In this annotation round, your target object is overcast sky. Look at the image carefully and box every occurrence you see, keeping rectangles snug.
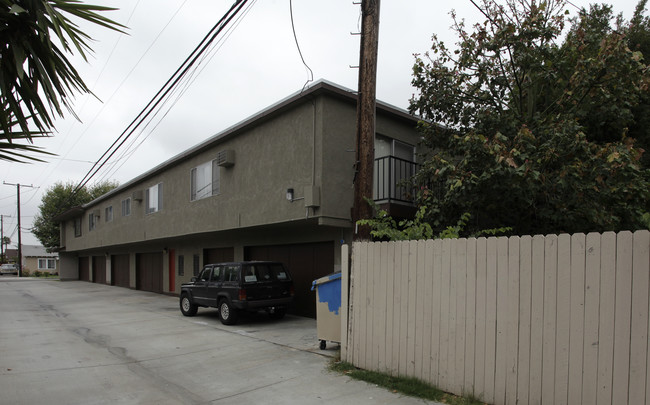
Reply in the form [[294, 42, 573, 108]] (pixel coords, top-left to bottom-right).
[[0, 0, 642, 247]]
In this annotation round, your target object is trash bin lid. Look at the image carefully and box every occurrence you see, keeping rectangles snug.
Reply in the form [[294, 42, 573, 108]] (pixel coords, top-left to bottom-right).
[[311, 272, 342, 290]]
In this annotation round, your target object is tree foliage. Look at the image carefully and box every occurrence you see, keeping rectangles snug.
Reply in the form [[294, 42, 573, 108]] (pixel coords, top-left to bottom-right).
[[0, 0, 125, 162], [32, 180, 118, 251], [409, 0, 650, 236]]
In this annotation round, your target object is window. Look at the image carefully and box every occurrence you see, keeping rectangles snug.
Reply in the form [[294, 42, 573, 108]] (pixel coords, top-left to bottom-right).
[[88, 212, 97, 231], [74, 217, 82, 237], [198, 267, 211, 281], [223, 265, 240, 282], [193, 254, 200, 276], [191, 160, 219, 201], [105, 206, 113, 222], [121, 198, 131, 217], [374, 135, 417, 202], [38, 259, 56, 270], [145, 183, 163, 214], [178, 255, 184, 276]]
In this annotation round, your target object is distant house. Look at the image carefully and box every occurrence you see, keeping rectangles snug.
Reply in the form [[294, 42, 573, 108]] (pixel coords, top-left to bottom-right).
[[5, 245, 59, 274], [54, 80, 423, 317]]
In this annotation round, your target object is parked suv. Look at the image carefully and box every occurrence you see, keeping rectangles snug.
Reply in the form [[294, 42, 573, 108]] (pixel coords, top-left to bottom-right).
[[0, 263, 18, 275], [179, 261, 294, 325]]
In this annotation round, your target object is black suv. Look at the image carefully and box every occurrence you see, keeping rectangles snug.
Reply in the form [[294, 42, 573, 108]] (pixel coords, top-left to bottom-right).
[[179, 261, 294, 325]]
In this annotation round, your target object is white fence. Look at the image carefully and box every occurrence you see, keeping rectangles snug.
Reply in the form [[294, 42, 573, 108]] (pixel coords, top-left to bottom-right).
[[342, 230, 650, 405]]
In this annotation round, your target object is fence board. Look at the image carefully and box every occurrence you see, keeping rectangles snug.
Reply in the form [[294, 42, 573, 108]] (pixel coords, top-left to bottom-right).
[[485, 237, 498, 404], [464, 238, 477, 394], [391, 241, 404, 375], [384, 242, 394, 373], [366, 242, 376, 369], [506, 237, 520, 405], [597, 232, 616, 405], [612, 231, 633, 405], [455, 239, 468, 393], [399, 241, 409, 376], [630, 231, 649, 405], [415, 240, 426, 379], [375, 242, 388, 372], [406, 242, 418, 377], [529, 235, 545, 405], [474, 238, 488, 399], [422, 240, 435, 383], [542, 235, 558, 404], [555, 234, 571, 405], [517, 236, 532, 405], [430, 239, 443, 386], [582, 233, 601, 405], [439, 239, 451, 388], [568, 233, 586, 405], [495, 237, 509, 405], [448, 239, 459, 389]]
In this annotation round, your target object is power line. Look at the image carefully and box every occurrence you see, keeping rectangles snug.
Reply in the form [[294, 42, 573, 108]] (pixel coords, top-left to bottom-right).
[[289, 0, 314, 93], [71, 0, 252, 198]]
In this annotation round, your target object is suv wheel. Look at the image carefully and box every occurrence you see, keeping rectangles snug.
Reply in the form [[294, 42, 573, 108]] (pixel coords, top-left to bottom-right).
[[180, 294, 198, 316], [219, 299, 238, 325]]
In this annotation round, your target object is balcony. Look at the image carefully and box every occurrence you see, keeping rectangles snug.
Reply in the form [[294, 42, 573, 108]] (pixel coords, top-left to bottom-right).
[[373, 155, 418, 218]]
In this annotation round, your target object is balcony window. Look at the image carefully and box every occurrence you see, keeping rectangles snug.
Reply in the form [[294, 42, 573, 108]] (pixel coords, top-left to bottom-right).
[[374, 135, 417, 203]]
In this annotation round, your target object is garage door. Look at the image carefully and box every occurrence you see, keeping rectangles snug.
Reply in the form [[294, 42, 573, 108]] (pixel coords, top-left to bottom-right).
[[136, 252, 163, 293], [111, 254, 130, 288], [245, 242, 334, 318], [79, 257, 90, 281], [203, 247, 234, 265], [92, 256, 107, 284]]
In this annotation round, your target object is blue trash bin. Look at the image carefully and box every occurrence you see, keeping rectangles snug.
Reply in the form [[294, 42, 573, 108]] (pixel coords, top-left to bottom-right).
[[311, 272, 342, 350]]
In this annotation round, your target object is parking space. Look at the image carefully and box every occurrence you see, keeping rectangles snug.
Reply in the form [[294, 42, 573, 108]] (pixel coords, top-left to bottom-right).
[[0, 279, 436, 404]]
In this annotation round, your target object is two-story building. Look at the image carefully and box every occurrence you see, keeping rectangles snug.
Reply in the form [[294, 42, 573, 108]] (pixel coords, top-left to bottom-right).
[[54, 80, 422, 317]]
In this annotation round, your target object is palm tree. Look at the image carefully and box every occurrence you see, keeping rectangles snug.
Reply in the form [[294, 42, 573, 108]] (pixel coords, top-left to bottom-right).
[[0, 0, 126, 162]]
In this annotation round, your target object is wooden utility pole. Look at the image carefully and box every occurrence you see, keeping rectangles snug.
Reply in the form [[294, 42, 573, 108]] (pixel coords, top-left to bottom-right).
[[4, 182, 35, 277], [352, 0, 380, 241]]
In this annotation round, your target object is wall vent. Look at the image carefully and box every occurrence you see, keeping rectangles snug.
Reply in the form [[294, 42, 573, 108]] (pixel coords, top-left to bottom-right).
[[217, 150, 235, 167], [132, 190, 144, 201]]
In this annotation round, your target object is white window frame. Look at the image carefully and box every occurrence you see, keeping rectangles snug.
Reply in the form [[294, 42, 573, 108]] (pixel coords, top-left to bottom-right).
[[105, 206, 113, 222], [38, 258, 56, 270], [88, 213, 97, 231], [191, 160, 219, 201], [145, 183, 163, 214], [121, 198, 131, 217]]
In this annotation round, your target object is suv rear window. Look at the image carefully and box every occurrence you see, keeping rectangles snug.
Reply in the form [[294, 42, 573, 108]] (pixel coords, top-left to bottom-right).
[[242, 263, 290, 283]]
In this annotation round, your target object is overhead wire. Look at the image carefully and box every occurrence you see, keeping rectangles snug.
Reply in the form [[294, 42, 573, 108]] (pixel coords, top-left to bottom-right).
[[289, 0, 314, 93], [95, 0, 258, 184], [72, 0, 251, 197]]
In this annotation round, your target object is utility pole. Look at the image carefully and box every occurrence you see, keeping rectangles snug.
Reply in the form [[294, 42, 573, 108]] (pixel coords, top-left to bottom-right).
[[352, 0, 381, 241], [0, 214, 10, 263], [4, 182, 35, 277]]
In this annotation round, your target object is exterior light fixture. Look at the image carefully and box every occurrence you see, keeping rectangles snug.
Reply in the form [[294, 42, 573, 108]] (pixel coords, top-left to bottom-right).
[[286, 188, 294, 202]]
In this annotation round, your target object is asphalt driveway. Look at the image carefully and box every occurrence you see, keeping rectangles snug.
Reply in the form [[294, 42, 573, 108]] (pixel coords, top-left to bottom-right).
[[0, 278, 437, 404]]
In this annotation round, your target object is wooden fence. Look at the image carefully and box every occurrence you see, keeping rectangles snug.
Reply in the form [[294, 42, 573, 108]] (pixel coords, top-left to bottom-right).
[[342, 230, 650, 405]]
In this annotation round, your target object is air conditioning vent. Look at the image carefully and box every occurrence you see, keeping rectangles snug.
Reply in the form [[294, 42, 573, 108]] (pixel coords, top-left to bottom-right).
[[217, 150, 235, 167], [132, 190, 143, 201]]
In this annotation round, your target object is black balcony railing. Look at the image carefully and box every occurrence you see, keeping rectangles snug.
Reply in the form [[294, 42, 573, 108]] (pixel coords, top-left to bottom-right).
[[373, 156, 417, 203]]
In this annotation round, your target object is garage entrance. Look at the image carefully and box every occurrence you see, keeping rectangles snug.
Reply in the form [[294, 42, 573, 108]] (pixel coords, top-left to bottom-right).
[[245, 241, 334, 318], [79, 257, 90, 281], [203, 247, 234, 265], [111, 254, 130, 288], [92, 256, 106, 284], [136, 252, 163, 293]]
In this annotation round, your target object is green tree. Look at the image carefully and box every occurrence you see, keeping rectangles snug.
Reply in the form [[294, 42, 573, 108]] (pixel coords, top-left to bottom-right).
[[0, 0, 125, 162], [32, 180, 118, 251], [409, 0, 650, 236]]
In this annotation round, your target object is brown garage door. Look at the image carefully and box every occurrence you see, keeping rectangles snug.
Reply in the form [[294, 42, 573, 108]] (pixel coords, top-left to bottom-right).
[[136, 252, 163, 293], [111, 254, 130, 288], [203, 247, 234, 265], [92, 256, 106, 284], [79, 257, 90, 281], [245, 242, 334, 318]]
